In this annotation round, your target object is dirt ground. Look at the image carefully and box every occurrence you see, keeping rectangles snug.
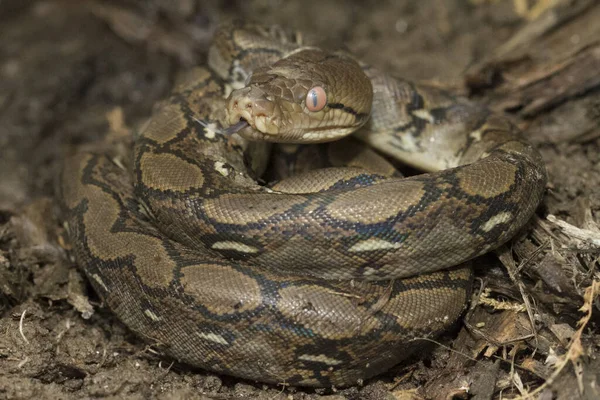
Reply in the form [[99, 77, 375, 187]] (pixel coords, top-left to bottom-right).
[[1, 0, 599, 399]]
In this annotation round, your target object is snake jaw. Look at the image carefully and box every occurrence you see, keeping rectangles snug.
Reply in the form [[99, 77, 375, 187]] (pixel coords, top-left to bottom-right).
[[226, 87, 281, 137]]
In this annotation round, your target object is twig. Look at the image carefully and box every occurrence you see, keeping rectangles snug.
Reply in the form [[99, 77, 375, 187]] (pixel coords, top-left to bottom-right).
[[547, 214, 600, 248], [19, 309, 30, 345]]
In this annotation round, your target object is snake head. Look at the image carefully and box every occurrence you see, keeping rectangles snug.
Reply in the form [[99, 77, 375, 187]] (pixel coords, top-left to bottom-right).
[[225, 49, 373, 143]]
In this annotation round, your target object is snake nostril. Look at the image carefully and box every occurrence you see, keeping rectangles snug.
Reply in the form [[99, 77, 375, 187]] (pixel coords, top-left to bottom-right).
[[245, 103, 252, 109]]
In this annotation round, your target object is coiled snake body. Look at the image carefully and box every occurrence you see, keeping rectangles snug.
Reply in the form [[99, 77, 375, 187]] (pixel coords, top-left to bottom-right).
[[59, 24, 547, 387]]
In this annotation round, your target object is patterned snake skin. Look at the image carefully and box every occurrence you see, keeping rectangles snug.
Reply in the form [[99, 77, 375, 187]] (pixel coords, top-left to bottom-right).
[[58, 23, 547, 387]]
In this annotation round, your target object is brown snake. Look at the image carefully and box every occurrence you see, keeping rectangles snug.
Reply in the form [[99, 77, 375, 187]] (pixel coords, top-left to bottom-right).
[[58, 23, 547, 387]]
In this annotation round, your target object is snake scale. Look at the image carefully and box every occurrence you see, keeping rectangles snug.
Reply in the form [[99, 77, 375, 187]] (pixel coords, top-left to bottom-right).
[[58, 23, 547, 387]]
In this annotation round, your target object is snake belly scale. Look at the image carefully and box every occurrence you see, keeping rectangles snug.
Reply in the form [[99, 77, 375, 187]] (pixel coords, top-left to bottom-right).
[[58, 23, 547, 387]]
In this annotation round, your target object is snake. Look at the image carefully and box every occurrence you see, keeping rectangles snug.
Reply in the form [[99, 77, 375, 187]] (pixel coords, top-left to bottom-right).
[[58, 22, 547, 387]]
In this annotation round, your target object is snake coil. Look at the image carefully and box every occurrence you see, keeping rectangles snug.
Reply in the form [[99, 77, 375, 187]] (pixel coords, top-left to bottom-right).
[[59, 23, 546, 387]]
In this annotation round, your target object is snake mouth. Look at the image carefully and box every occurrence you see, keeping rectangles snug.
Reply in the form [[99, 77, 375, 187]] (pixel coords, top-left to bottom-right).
[[224, 114, 278, 140], [223, 119, 251, 135], [226, 86, 284, 139], [228, 110, 280, 135]]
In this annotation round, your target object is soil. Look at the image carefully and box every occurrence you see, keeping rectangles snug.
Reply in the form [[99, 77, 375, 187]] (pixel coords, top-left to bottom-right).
[[1, 1, 599, 399]]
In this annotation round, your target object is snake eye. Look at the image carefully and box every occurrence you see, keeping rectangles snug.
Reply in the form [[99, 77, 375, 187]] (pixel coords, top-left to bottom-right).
[[305, 86, 327, 112]]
